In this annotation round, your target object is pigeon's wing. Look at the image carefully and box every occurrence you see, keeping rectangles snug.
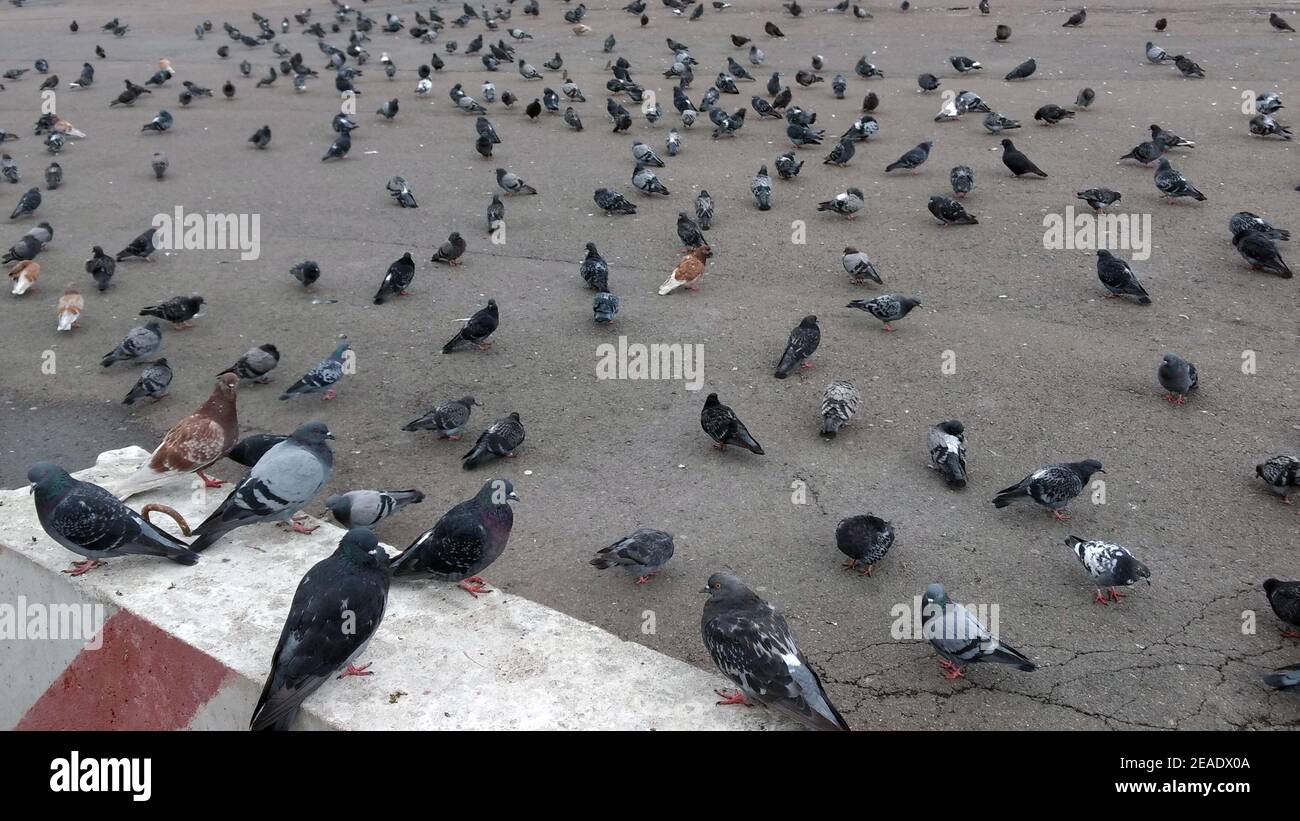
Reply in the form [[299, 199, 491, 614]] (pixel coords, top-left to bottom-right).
[[391, 501, 486, 577]]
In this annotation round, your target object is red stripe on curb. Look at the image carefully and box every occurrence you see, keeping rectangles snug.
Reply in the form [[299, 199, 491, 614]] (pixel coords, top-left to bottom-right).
[[15, 610, 234, 730]]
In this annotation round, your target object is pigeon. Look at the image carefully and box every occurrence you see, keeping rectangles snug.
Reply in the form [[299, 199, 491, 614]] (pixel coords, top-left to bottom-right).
[[1096, 250, 1151, 304], [847, 295, 921, 330], [765, 21, 786, 36], [1064, 536, 1151, 604], [1172, 54, 1204, 77], [1000, 139, 1047, 177], [751, 164, 773, 210], [676, 212, 706, 251], [141, 110, 173, 132], [1231, 211, 1290, 242], [56, 284, 83, 331], [700, 573, 849, 730], [835, 514, 894, 576], [1249, 113, 1292, 140], [591, 528, 675, 584], [373, 253, 416, 304], [1157, 353, 1198, 403], [1075, 87, 1095, 109], [461, 413, 525, 470], [579, 242, 609, 290], [116, 226, 160, 263], [326, 490, 425, 529], [431, 232, 466, 266], [632, 140, 665, 168], [386, 176, 417, 208], [219, 343, 280, 384], [1263, 578, 1300, 637], [1270, 12, 1295, 32], [921, 583, 1036, 679], [701, 393, 763, 454], [122, 359, 173, 405], [928, 195, 978, 226], [823, 138, 855, 167], [402, 397, 480, 439], [487, 194, 505, 233], [820, 380, 861, 438], [1075, 188, 1121, 212], [1145, 42, 1170, 63], [222, 80, 236, 99], [390, 479, 518, 596], [928, 421, 968, 488], [885, 141, 932, 173], [992, 460, 1104, 520], [86, 245, 115, 290], [774, 315, 820, 378], [321, 131, 351, 161], [1004, 58, 1036, 81], [101, 321, 162, 366], [280, 339, 350, 400], [1264, 664, 1300, 690], [1034, 104, 1075, 125], [1233, 229, 1292, 277], [632, 163, 670, 195], [1, 154, 19, 183], [817, 188, 864, 219], [41, 163, 61, 192], [593, 286, 620, 324], [496, 167, 536, 195], [982, 112, 1020, 133], [1119, 140, 1164, 165], [940, 168, 973, 204], [9, 187, 40, 219], [291, 260, 320, 288], [950, 56, 982, 73], [594, 187, 637, 215], [775, 152, 803, 180], [27, 462, 199, 575], [1062, 7, 1086, 27], [1154, 158, 1205, 201], [787, 123, 824, 148], [842, 247, 882, 285], [862, 92, 879, 112], [695, 191, 714, 231], [917, 73, 940, 92], [151, 151, 168, 180], [248, 124, 271, 149], [188, 421, 335, 552], [667, 129, 682, 156], [139, 295, 204, 328], [660, 246, 712, 294], [249, 528, 390, 731], [1256, 92, 1284, 115], [8, 259, 38, 294], [113, 374, 241, 498], [442, 299, 498, 353]]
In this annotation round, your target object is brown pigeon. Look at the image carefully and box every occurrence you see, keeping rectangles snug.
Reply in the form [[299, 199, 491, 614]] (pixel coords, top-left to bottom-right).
[[658, 246, 713, 294], [114, 373, 240, 499]]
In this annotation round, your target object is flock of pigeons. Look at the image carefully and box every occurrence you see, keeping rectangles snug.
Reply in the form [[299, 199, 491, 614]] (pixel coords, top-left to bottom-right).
[[6, 1, 1300, 731]]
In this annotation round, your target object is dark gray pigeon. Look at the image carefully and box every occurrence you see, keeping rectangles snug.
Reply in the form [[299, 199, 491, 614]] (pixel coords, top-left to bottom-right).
[[1004, 58, 1036, 81], [922, 582, 1036, 679], [701, 393, 764, 454], [590, 528, 675, 583], [462, 412, 524, 469], [249, 528, 389, 731], [373, 252, 416, 304], [1119, 140, 1164, 165], [992, 460, 1103, 520], [100, 321, 162, 366], [9, 186, 40, 219], [28, 461, 199, 574], [928, 195, 977, 225], [1153, 158, 1205, 201], [1264, 578, 1300, 637], [1256, 456, 1300, 502], [593, 287, 619, 324], [885, 140, 932, 173], [1157, 353, 1197, 403], [188, 421, 335, 552], [218, 343, 280, 384], [701, 572, 850, 730], [326, 489, 425, 528], [1000, 139, 1047, 177], [122, 358, 173, 404], [280, 339, 349, 400], [774, 315, 820, 378], [1096, 249, 1150, 303], [928, 420, 967, 488], [390, 479, 518, 596], [442, 299, 498, 353], [835, 514, 894, 576], [402, 396, 479, 439], [1233, 229, 1292, 277], [1064, 536, 1151, 604], [1075, 188, 1121, 212]]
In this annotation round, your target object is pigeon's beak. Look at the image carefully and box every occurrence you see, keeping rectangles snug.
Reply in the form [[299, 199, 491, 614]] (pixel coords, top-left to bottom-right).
[[325, 432, 336, 440], [28, 484, 34, 495], [1096, 468, 1105, 474], [699, 586, 710, 594], [508, 491, 520, 501]]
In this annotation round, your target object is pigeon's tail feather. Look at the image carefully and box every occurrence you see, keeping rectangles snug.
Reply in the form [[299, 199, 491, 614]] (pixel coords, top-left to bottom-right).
[[734, 425, 764, 455], [884, 159, 904, 172], [111, 465, 177, 500], [820, 415, 843, 438], [589, 555, 617, 570], [991, 483, 1023, 508], [390, 489, 425, 505], [990, 643, 1036, 671], [441, 330, 466, 353], [941, 452, 966, 487], [1264, 666, 1300, 689], [461, 443, 490, 469]]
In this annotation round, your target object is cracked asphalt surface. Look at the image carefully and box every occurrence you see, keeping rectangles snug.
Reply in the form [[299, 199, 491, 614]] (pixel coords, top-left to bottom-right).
[[1, 0, 1298, 729]]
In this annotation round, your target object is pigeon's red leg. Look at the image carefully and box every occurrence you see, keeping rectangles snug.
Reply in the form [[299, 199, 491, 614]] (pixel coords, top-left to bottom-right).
[[713, 442, 726, 450], [197, 470, 224, 488], [938, 660, 966, 680], [882, 323, 894, 331], [322, 388, 337, 401], [800, 361, 813, 369], [1282, 629, 1300, 639], [174, 322, 194, 330], [858, 563, 874, 577], [714, 688, 750, 706], [1108, 587, 1125, 602], [1093, 589, 1109, 605], [63, 559, 106, 576], [447, 434, 461, 441], [842, 559, 858, 572], [458, 576, 492, 597], [285, 513, 318, 535], [336, 662, 373, 679], [1051, 509, 1071, 521], [635, 572, 659, 585], [476, 341, 493, 350], [1103, 292, 1120, 298]]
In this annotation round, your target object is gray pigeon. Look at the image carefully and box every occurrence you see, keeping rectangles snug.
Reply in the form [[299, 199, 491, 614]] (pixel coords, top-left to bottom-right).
[[632, 162, 670, 195], [100, 321, 162, 366], [1064, 536, 1151, 604], [841, 246, 882, 284], [928, 420, 967, 488], [27, 461, 199, 574], [846, 294, 921, 330], [1096, 249, 1151, 304], [819, 380, 860, 438], [992, 460, 1103, 520], [593, 287, 620, 324], [774, 315, 820, 378], [187, 421, 335, 552], [122, 358, 173, 404], [326, 489, 425, 528], [1153, 158, 1205, 201], [751, 164, 772, 210], [390, 479, 519, 596], [279, 339, 349, 400], [1157, 353, 1197, 403], [462, 412, 525, 469], [590, 528, 675, 583], [9, 186, 40, 219], [885, 140, 932, 172], [922, 582, 1036, 679], [401, 396, 479, 439], [949, 166, 973, 198], [1264, 663, 1300, 690], [218, 343, 280, 383], [835, 514, 894, 575], [701, 573, 850, 730], [1256, 455, 1300, 502], [249, 528, 390, 731]]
